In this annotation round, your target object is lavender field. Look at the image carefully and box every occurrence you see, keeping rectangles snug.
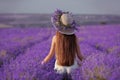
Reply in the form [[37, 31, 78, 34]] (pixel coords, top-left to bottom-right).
[[0, 23, 120, 80], [0, 14, 120, 80]]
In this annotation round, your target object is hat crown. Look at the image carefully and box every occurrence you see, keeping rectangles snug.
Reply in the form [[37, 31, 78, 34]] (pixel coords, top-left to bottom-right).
[[60, 14, 73, 26], [51, 9, 78, 35]]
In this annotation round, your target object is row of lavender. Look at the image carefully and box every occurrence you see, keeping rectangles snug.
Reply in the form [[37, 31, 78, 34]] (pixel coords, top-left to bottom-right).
[[0, 27, 52, 64], [0, 24, 120, 80], [73, 24, 120, 80]]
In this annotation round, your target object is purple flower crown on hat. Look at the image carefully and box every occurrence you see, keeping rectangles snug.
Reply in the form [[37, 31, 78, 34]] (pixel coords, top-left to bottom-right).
[[51, 9, 78, 32]]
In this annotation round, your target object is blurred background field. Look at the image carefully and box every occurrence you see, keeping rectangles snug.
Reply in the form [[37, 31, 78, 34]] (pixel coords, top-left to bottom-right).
[[0, 14, 120, 28], [0, 14, 120, 80]]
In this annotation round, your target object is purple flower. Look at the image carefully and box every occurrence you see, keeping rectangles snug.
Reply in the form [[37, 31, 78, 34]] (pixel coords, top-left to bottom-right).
[[54, 9, 62, 15]]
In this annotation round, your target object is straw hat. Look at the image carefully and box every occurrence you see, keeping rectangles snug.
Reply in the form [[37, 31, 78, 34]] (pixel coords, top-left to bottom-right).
[[51, 9, 77, 35]]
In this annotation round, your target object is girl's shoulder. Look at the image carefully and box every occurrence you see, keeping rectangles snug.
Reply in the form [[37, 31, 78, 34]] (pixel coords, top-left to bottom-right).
[[52, 35, 56, 43], [53, 35, 56, 40], [53, 35, 56, 39]]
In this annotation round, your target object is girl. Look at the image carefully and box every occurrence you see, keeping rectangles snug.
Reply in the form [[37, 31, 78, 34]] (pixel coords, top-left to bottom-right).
[[41, 9, 84, 79]]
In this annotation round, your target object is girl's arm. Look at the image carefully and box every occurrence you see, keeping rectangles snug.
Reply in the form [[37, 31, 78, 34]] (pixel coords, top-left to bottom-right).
[[41, 36, 56, 64], [76, 37, 84, 61]]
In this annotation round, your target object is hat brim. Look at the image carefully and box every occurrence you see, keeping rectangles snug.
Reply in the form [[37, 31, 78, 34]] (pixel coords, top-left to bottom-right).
[[51, 17, 76, 35]]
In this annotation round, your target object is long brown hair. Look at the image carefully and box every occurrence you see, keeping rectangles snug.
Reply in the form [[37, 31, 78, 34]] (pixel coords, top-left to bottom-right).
[[55, 31, 78, 66]]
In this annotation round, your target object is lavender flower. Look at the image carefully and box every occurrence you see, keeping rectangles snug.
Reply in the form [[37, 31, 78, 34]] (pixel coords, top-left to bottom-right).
[[0, 23, 120, 80]]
